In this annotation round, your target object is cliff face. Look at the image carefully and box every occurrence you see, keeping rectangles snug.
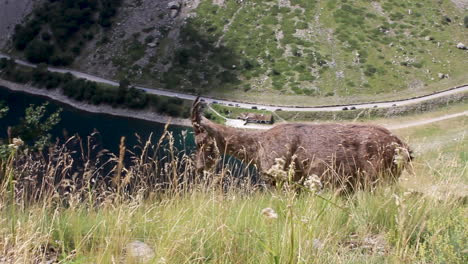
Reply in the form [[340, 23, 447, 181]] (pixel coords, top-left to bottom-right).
[[0, 0, 43, 49]]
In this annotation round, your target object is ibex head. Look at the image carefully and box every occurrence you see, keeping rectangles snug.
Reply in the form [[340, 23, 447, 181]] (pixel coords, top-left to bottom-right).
[[191, 97, 218, 172]]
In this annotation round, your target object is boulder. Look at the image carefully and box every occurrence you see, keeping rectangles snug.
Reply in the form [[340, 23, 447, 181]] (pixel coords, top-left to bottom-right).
[[438, 73, 449, 79], [168, 1, 181, 18], [456, 42, 466, 49], [126, 241, 155, 263], [167, 1, 181, 10]]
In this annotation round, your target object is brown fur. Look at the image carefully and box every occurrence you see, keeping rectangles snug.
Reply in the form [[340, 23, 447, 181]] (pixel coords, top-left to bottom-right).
[[191, 98, 412, 191]]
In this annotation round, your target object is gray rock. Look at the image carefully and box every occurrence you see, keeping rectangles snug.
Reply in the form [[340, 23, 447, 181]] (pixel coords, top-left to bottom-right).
[[438, 73, 449, 79], [456, 42, 466, 50], [170, 9, 180, 18], [126, 241, 155, 263], [167, 1, 181, 10]]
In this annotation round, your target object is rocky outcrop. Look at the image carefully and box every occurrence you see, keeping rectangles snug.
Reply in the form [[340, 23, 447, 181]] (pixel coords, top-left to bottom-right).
[[73, 0, 200, 81], [168, 1, 182, 18], [0, 0, 43, 49], [450, 0, 468, 9]]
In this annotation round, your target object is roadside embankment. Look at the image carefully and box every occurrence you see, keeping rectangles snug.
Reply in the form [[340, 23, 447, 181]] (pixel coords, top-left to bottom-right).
[[0, 79, 191, 127]]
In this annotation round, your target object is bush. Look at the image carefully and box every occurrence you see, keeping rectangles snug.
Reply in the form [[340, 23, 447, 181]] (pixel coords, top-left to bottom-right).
[[13, 23, 41, 50], [25, 40, 54, 64], [12, 0, 123, 65], [464, 16, 468, 28], [364, 64, 377, 77], [41, 32, 51, 41]]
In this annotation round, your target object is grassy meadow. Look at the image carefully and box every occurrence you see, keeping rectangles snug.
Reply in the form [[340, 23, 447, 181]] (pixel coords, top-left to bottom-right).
[[0, 114, 466, 263], [151, 0, 468, 103]]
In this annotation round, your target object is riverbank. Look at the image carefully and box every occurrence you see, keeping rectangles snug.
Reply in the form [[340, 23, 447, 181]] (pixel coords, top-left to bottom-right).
[[0, 79, 191, 127]]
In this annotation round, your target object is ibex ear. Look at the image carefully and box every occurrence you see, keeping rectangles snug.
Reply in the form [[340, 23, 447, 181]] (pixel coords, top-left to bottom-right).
[[191, 97, 203, 134]]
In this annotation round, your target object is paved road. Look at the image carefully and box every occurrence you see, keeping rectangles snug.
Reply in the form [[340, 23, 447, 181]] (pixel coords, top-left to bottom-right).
[[1, 53, 467, 111]]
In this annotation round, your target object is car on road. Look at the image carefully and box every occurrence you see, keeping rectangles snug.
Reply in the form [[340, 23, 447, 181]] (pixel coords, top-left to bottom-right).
[[212, 101, 218, 104], [350, 106, 356, 110], [251, 106, 258, 109], [342, 107, 349, 110], [228, 103, 234, 106], [275, 108, 282, 111]]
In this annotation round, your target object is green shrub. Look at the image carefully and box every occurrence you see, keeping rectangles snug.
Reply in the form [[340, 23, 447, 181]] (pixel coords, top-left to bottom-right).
[[25, 40, 54, 64], [12, 0, 122, 65], [364, 64, 377, 77]]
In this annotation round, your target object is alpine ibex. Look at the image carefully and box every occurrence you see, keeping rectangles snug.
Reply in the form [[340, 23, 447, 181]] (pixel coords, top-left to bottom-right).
[[191, 98, 412, 191]]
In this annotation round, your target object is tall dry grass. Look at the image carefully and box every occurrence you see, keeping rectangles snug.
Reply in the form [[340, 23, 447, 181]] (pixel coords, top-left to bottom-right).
[[0, 125, 466, 263]]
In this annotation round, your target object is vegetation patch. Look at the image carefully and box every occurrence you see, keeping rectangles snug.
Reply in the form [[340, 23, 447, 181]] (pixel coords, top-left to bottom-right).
[[12, 0, 123, 66], [0, 58, 190, 118], [154, 0, 468, 101]]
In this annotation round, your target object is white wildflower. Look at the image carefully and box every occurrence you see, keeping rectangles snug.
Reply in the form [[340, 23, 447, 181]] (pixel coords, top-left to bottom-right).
[[300, 216, 310, 223], [12, 138, 24, 147], [393, 147, 410, 168], [393, 194, 401, 207], [266, 158, 287, 182], [8, 144, 17, 150], [304, 174, 322, 193], [261, 207, 278, 219]]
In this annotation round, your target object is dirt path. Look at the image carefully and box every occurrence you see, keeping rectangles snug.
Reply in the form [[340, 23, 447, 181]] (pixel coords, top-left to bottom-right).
[[385, 111, 467, 130]]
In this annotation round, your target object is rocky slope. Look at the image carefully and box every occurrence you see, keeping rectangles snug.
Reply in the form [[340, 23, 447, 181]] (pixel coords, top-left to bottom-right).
[[4, 0, 468, 104], [0, 0, 43, 48]]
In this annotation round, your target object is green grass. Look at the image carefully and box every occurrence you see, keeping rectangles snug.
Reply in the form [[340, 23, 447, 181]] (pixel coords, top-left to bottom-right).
[[394, 115, 468, 164], [2, 185, 465, 263], [149, 0, 468, 104]]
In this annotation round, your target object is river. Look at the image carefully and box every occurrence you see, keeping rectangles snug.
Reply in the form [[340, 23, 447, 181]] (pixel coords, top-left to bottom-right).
[[0, 86, 194, 153]]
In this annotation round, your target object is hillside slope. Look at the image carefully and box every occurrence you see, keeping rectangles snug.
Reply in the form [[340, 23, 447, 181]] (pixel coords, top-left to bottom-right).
[[0, 0, 43, 48], [4, 0, 468, 105]]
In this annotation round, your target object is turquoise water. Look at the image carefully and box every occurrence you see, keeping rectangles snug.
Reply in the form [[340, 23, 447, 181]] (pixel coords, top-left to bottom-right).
[[0, 86, 194, 153]]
